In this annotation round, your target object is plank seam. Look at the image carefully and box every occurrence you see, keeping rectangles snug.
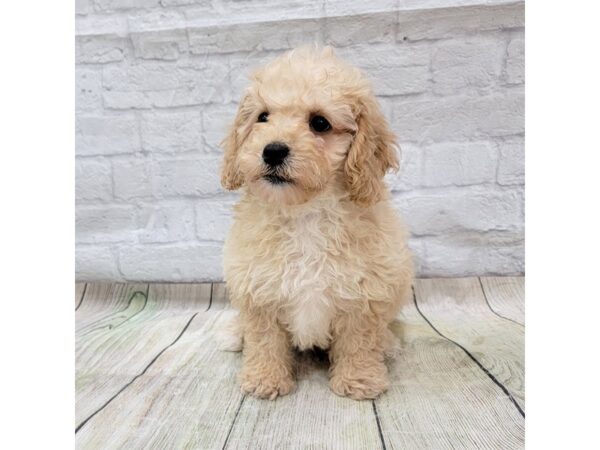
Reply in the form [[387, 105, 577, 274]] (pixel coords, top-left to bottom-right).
[[478, 277, 524, 327], [372, 400, 387, 450], [207, 283, 214, 311], [75, 283, 87, 311], [75, 311, 200, 433], [412, 287, 525, 418], [221, 395, 246, 450]]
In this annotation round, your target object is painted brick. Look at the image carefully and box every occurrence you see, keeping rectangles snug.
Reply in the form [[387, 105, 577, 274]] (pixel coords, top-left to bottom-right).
[[397, 3, 524, 41], [118, 243, 224, 281], [160, 0, 209, 5], [76, 246, 121, 280], [376, 97, 394, 124], [385, 143, 423, 191], [141, 111, 203, 153], [76, 0, 94, 15], [394, 187, 523, 235], [337, 43, 430, 69], [325, 12, 394, 46], [415, 231, 524, 277], [325, 0, 396, 17], [497, 137, 524, 185], [76, 205, 137, 244], [338, 44, 431, 96], [432, 36, 506, 94], [128, 9, 187, 32], [393, 89, 524, 142], [131, 30, 188, 60], [151, 156, 222, 197], [102, 59, 229, 109], [76, 115, 140, 156], [103, 61, 200, 91], [195, 198, 238, 241], [505, 36, 524, 85], [218, 0, 323, 18], [76, 35, 128, 64], [76, 14, 128, 36], [369, 65, 430, 96], [95, 0, 161, 12], [421, 142, 497, 187], [202, 103, 239, 152], [189, 19, 323, 55], [112, 158, 153, 200], [137, 201, 196, 243], [127, 11, 189, 59], [76, 159, 113, 201], [76, 67, 103, 112]]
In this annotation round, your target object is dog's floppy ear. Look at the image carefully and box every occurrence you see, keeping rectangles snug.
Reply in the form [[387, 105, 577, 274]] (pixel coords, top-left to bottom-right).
[[220, 94, 252, 190], [344, 94, 399, 207]]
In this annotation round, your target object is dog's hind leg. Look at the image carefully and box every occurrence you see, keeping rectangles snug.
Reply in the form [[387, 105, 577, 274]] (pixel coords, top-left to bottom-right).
[[382, 325, 402, 360], [216, 309, 244, 352]]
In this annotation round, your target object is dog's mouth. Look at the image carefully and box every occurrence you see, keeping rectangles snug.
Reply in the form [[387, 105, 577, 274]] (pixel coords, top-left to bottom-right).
[[263, 173, 292, 185]]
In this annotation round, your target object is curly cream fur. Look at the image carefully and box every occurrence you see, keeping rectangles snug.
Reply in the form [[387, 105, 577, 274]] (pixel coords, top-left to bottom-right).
[[220, 46, 413, 400]]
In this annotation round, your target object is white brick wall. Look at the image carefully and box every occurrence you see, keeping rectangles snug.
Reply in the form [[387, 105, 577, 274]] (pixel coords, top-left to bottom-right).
[[75, 0, 525, 281]]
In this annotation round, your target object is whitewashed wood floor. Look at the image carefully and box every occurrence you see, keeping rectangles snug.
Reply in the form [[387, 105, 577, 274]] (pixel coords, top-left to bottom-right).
[[75, 277, 524, 449]]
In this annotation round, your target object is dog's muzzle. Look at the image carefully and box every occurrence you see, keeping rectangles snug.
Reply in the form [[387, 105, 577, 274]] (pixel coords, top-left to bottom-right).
[[262, 142, 292, 184]]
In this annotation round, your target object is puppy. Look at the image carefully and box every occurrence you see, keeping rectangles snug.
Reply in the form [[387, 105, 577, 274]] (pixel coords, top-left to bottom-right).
[[219, 46, 413, 400]]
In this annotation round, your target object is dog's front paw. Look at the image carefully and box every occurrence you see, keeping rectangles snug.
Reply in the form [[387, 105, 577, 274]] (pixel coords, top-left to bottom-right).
[[330, 374, 389, 400], [329, 363, 389, 400], [239, 369, 296, 400]]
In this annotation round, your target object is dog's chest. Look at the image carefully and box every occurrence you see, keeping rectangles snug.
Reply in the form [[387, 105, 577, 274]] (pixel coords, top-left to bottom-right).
[[275, 212, 339, 350]]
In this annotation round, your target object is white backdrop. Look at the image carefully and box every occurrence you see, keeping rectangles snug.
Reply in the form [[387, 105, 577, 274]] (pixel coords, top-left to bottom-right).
[[75, 0, 524, 281]]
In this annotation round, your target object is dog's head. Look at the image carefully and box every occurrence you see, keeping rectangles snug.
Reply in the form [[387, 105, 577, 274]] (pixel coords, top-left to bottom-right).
[[220, 46, 399, 206]]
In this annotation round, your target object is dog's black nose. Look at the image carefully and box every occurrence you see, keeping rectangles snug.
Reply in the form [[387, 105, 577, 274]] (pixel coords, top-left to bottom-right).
[[262, 142, 289, 167]]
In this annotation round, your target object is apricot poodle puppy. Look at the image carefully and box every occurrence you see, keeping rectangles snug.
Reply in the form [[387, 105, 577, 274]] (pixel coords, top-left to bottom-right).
[[219, 46, 413, 401]]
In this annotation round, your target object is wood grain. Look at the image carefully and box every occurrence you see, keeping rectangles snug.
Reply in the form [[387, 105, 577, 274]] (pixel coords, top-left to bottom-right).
[[414, 278, 525, 412], [210, 282, 230, 310], [480, 277, 524, 325], [76, 310, 245, 449], [75, 283, 148, 329], [376, 294, 524, 448], [75, 283, 211, 428]]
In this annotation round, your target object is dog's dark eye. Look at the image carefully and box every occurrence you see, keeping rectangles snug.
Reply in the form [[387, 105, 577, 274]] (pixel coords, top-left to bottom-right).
[[257, 112, 269, 123], [310, 115, 331, 133]]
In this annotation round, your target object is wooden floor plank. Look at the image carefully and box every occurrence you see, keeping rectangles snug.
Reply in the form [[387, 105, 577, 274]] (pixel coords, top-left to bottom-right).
[[76, 285, 149, 339], [480, 277, 524, 325], [376, 291, 524, 449], [75, 282, 86, 310], [75, 283, 211, 428], [210, 282, 230, 310], [75, 310, 245, 449], [414, 278, 525, 411], [75, 283, 148, 329]]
